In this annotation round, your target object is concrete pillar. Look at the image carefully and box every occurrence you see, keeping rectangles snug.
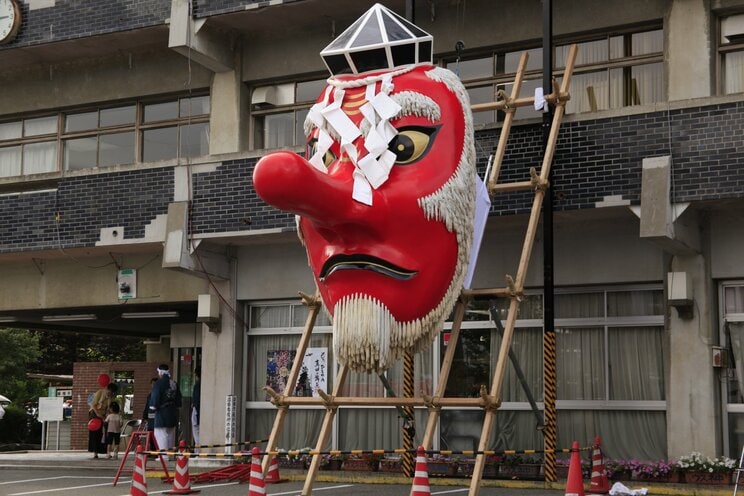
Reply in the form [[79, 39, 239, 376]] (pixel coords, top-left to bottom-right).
[[667, 0, 712, 100], [209, 61, 249, 154], [198, 268, 243, 448], [667, 254, 720, 458]]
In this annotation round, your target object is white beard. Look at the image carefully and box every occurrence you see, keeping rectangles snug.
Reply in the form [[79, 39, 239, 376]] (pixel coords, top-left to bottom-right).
[[332, 294, 444, 373]]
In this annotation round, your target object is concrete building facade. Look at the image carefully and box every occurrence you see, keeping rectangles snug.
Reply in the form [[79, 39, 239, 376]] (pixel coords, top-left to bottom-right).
[[1, 0, 744, 460]]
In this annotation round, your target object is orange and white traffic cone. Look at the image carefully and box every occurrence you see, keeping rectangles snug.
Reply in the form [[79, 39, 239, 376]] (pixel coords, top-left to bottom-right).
[[130, 445, 148, 496], [248, 447, 266, 496], [410, 446, 431, 496], [588, 436, 610, 494], [265, 456, 286, 483], [165, 441, 199, 494], [565, 441, 586, 496]]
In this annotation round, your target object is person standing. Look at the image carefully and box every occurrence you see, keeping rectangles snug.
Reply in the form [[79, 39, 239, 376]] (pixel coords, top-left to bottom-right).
[[104, 402, 123, 459], [191, 367, 201, 447], [149, 364, 181, 457], [88, 382, 117, 459], [142, 377, 157, 432]]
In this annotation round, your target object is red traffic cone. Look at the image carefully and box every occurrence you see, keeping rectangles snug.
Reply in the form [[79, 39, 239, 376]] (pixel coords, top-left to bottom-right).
[[248, 447, 266, 496], [410, 446, 431, 496], [265, 456, 287, 483], [588, 436, 609, 494], [130, 445, 148, 496], [165, 441, 199, 494], [565, 441, 585, 496]]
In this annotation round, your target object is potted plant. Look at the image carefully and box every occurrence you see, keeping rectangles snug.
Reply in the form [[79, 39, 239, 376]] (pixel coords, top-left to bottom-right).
[[677, 451, 736, 485], [276, 447, 309, 470], [319, 452, 345, 471], [426, 453, 459, 477], [343, 453, 380, 472], [379, 454, 405, 473], [605, 459, 632, 481], [631, 459, 681, 483]]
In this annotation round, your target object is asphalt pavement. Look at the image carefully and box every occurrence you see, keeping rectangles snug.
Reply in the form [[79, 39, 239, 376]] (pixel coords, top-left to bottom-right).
[[0, 450, 735, 496]]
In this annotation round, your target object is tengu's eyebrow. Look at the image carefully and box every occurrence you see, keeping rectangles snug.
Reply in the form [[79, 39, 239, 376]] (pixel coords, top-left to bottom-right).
[[391, 91, 441, 122]]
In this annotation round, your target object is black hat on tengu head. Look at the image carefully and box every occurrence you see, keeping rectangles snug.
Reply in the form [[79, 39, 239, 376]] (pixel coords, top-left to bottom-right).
[[320, 3, 433, 76]]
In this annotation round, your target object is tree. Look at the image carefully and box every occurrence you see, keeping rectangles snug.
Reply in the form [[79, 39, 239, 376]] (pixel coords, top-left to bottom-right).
[[0, 329, 46, 405], [33, 331, 145, 375]]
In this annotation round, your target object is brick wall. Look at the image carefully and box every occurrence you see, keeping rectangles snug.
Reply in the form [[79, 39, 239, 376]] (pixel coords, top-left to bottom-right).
[[0, 0, 171, 51], [3, 101, 744, 254], [71, 361, 160, 451]]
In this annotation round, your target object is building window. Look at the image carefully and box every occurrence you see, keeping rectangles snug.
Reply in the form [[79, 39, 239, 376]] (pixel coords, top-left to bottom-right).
[[246, 287, 664, 457], [446, 27, 664, 125], [724, 282, 744, 457], [719, 14, 744, 94], [251, 78, 327, 150], [0, 94, 210, 178], [441, 286, 665, 459]]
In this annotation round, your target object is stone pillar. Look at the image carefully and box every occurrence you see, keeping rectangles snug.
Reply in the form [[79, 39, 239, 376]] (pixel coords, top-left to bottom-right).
[[667, 0, 712, 101], [667, 254, 720, 457], [209, 61, 249, 155], [198, 269, 243, 449]]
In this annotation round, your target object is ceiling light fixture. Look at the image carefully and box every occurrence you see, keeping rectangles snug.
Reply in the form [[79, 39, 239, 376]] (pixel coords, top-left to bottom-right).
[[0, 316, 18, 323], [42, 314, 98, 322], [121, 311, 180, 319]]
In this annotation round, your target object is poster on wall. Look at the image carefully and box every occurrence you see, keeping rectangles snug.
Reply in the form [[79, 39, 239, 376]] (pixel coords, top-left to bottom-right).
[[266, 347, 328, 399]]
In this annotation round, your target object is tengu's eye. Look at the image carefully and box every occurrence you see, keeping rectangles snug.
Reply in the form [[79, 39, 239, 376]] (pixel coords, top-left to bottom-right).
[[387, 126, 439, 165], [307, 138, 336, 167]]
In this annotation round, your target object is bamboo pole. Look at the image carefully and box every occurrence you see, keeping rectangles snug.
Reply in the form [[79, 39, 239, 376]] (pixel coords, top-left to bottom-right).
[[421, 298, 468, 449], [262, 292, 321, 474], [468, 43, 577, 496], [301, 364, 349, 496]]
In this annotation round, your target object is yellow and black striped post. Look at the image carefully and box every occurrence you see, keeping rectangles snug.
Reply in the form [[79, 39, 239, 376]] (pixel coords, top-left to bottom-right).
[[543, 329, 557, 482], [402, 351, 415, 478]]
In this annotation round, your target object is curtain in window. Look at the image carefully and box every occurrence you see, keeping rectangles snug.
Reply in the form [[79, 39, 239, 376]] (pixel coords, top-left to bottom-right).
[[0, 146, 21, 177], [23, 142, 57, 174], [251, 408, 325, 449], [558, 410, 667, 460], [631, 63, 664, 105], [725, 52, 744, 95], [608, 326, 665, 400], [492, 327, 543, 402], [728, 322, 744, 403], [338, 408, 428, 449], [556, 327, 605, 400]]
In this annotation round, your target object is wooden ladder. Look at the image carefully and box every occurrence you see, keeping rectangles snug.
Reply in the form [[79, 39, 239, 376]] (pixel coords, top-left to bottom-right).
[[261, 44, 578, 496]]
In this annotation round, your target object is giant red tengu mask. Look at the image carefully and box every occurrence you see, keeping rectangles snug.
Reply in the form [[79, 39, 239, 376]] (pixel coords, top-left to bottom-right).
[[253, 4, 476, 372]]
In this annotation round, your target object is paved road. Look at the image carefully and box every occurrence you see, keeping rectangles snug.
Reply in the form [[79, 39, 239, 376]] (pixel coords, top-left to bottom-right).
[[0, 467, 567, 496]]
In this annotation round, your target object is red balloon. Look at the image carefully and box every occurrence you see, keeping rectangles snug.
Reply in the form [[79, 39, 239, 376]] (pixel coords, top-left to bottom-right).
[[97, 374, 110, 387], [87, 417, 102, 431]]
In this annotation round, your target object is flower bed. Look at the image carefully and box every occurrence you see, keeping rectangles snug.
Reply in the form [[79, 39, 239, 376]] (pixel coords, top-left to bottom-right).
[[379, 457, 404, 473]]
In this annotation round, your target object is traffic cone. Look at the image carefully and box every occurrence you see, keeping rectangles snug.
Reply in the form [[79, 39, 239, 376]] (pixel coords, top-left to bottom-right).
[[410, 446, 431, 496], [130, 445, 148, 496], [165, 441, 200, 494], [565, 441, 585, 496], [248, 447, 266, 496], [588, 436, 610, 494], [265, 456, 287, 483]]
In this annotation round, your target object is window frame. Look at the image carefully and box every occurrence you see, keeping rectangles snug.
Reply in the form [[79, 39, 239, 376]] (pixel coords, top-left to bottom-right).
[[0, 92, 210, 178]]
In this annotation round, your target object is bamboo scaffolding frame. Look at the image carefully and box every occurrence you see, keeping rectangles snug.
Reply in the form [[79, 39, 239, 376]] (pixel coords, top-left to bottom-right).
[[261, 44, 577, 496]]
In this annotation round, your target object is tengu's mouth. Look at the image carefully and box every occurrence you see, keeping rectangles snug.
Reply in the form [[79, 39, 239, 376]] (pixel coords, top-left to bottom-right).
[[319, 254, 417, 281]]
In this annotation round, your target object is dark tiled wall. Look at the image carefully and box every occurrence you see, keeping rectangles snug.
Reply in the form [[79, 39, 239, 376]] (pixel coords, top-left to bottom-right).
[[193, 0, 305, 18], [0, 0, 171, 50], [2, 101, 743, 254], [0, 167, 173, 254]]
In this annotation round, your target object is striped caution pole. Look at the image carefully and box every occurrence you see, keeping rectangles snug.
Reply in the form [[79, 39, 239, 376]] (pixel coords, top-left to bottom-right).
[[543, 328, 558, 482], [402, 351, 415, 478]]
